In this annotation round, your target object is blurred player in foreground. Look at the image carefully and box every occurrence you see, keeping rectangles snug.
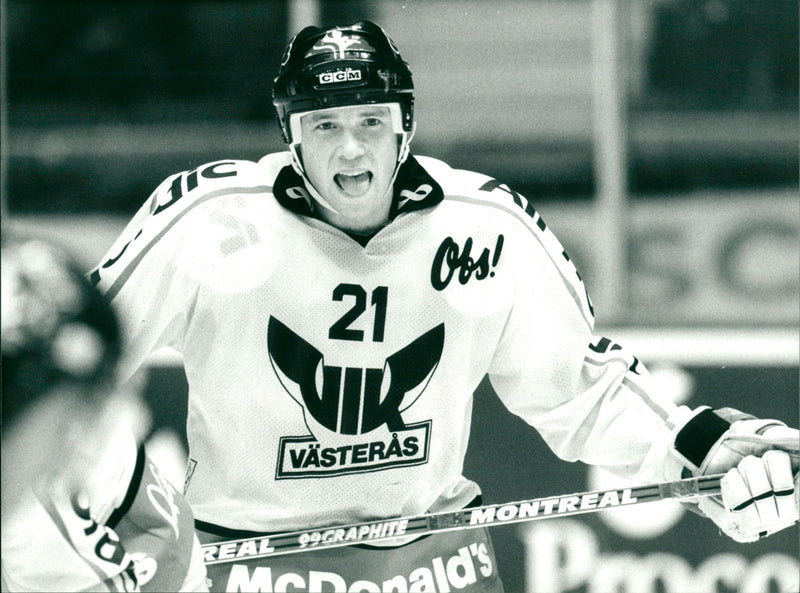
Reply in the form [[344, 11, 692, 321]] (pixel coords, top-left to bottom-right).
[[90, 21, 798, 592], [1, 233, 208, 591]]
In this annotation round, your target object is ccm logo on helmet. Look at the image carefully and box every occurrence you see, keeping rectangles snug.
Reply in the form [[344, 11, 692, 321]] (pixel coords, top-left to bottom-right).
[[317, 68, 363, 85]]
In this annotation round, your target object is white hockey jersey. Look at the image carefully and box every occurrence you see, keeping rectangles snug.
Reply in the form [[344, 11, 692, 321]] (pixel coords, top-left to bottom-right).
[[91, 153, 694, 534], [1, 420, 207, 592]]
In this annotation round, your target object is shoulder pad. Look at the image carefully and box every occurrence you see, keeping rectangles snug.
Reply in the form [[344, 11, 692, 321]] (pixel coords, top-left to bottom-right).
[[146, 159, 264, 217], [414, 156, 527, 212], [90, 159, 272, 293], [416, 155, 595, 328], [257, 151, 294, 179]]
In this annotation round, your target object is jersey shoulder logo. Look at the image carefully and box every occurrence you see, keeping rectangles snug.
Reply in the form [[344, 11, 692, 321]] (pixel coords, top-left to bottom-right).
[[267, 316, 444, 479]]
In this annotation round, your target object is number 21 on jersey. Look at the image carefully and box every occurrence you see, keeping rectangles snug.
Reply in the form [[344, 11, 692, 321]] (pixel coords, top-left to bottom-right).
[[328, 284, 389, 342]]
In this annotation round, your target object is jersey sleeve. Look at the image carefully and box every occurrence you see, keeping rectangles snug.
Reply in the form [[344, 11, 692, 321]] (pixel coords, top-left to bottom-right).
[[484, 185, 690, 484], [89, 160, 270, 380], [3, 417, 208, 592], [102, 443, 207, 592], [89, 172, 199, 380]]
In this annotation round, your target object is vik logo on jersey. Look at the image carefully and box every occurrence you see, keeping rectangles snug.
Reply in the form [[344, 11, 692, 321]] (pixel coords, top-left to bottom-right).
[[267, 317, 444, 478]]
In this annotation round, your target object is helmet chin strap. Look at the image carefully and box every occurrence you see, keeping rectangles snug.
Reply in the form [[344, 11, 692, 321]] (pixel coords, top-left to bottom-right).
[[288, 125, 415, 219], [289, 143, 340, 214]]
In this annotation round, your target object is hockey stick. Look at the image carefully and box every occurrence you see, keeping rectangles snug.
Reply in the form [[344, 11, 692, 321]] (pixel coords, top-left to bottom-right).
[[202, 473, 722, 565]]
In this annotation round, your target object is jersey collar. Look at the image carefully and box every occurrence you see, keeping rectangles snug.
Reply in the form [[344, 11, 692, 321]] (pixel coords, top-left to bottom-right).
[[272, 155, 444, 222]]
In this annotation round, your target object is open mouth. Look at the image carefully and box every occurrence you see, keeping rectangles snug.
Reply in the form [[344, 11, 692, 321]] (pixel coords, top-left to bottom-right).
[[334, 171, 373, 196]]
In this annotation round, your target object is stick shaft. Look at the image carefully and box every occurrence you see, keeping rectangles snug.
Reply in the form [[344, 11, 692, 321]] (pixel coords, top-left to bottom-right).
[[202, 473, 722, 565]]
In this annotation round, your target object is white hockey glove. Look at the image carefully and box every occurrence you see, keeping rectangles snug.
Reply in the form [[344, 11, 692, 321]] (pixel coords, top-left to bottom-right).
[[674, 407, 799, 543]]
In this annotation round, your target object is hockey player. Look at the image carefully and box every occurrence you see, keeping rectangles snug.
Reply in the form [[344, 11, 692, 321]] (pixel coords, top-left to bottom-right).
[[1, 234, 208, 592], [89, 21, 798, 592]]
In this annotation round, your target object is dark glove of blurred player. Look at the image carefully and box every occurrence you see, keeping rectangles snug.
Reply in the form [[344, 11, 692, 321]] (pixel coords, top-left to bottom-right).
[[673, 406, 799, 542], [1, 233, 208, 592]]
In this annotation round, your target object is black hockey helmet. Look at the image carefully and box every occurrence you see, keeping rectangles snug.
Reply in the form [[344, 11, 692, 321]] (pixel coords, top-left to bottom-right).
[[1, 233, 122, 426], [272, 20, 414, 145]]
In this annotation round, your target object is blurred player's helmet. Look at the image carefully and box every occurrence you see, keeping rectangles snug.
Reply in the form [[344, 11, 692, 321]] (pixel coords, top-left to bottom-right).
[[273, 20, 415, 198], [1, 234, 122, 426]]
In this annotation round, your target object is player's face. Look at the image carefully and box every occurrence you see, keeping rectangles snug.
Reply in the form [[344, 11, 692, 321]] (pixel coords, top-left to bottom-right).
[[300, 105, 398, 235]]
